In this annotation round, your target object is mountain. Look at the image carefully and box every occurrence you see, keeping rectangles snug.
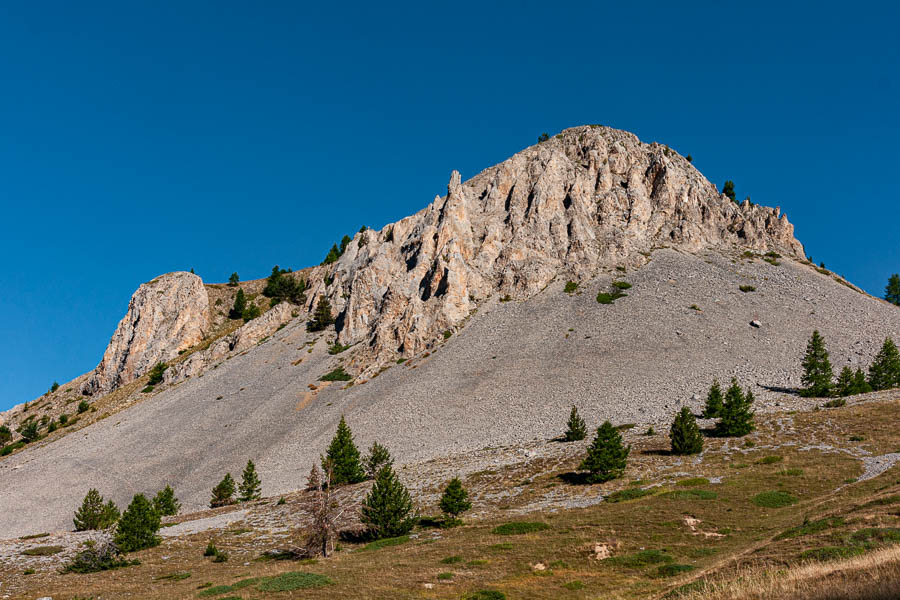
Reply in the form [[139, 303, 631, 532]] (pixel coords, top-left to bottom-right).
[[1, 125, 899, 539]]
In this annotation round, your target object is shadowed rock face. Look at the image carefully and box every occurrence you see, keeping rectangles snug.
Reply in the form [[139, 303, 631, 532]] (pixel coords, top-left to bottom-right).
[[82, 272, 209, 395], [308, 125, 804, 373]]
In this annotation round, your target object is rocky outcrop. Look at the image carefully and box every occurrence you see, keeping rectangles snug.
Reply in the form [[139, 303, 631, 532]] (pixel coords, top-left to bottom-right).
[[304, 125, 804, 373], [164, 302, 296, 385], [82, 272, 209, 395]]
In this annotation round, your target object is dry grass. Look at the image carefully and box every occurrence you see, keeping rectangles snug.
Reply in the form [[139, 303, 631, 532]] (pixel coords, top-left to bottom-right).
[[672, 545, 900, 600]]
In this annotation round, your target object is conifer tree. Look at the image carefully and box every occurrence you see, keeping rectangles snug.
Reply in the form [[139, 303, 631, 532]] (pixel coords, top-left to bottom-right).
[[152, 485, 180, 516], [228, 272, 240, 286], [19, 420, 39, 443], [360, 465, 415, 539], [229, 288, 247, 319], [800, 330, 834, 397], [579, 421, 630, 483], [210, 473, 236, 508], [852, 368, 872, 395], [324, 416, 366, 485], [715, 379, 755, 437], [702, 380, 724, 418], [364, 441, 393, 479], [238, 460, 262, 501], [242, 301, 261, 320], [74, 489, 119, 531], [564, 406, 587, 441], [322, 244, 341, 265], [307, 296, 335, 331], [669, 406, 704, 455], [438, 477, 472, 526], [868, 337, 900, 391], [0, 425, 11, 445], [885, 274, 900, 306], [114, 493, 161, 552], [835, 366, 854, 397], [722, 180, 736, 201]]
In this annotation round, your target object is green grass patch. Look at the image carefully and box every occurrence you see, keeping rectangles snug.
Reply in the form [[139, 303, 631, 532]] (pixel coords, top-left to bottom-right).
[[21, 545, 63, 556], [655, 563, 696, 577], [464, 591, 506, 600], [256, 571, 334, 591], [564, 281, 579, 294], [563, 580, 585, 590], [359, 535, 410, 551], [319, 367, 352, 382], [612, 281, 632, 290], [440, 555, 463, 564], [156, 571, 191, 581], [676, 477, 710, 486], [468, 559, 489, 566], [775, 517, 845, 540], [858, 495, 900, 509], [752, 491, 798, 508], [491, 522, 550, 535], [759, 455, 783, 464], [327, 342, 351, 355], [799, 546, 865, 562], [779, 468, 804, 476], [849, 527, 900, 544], [437, 572, 454, 580], [609, 549, 674, 568], [18, 533, 50, 540], [739, 285, 756, 292], [606, 488, 654, 503], [664, 489, 718, 500], [488, 542, 514, 551]]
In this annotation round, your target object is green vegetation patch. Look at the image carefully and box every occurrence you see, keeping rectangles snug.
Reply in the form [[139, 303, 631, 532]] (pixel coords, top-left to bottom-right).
[[21, 545, 63, 556], [775, 517, 845, 540], [563, 580, 585, 590], [440, 555, 463, 564], [751, 490, 798, 508], [849, 527, 900, 544], [564, 281, 579, 294], [319, 367, 352, 382], [739, 285, 756, 293], [256, 571, 334, 591], [156, 571, 191, 581], [664, 489, 718, 500], [655, 563, 696, 577], [464, 591, 506, 600], [488, 542, 514, 551], [491, 521, 550, 535], [606, 488, 654, 503], [759, 455, 783, 464], [799, 546, 865, 562], [608, 549, 674, 568], [359, 535, 410, 552], [437, 572, 454, 580]]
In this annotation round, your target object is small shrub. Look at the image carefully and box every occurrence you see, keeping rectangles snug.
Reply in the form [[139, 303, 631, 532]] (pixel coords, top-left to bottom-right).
[[63, 540, 137, 573], [212, 550, 229, 562], [328, 342, 351, 355], [147, 362, 168, 385], [465, 591, 506, 600], [537, 133, 550, 143], [320, 367, 352, 382], [645, 426, 655, 436], [759, 455, 783, 464], [564, 281, 579, 294], [739, 285, 755, 293], [141, 385, 155, 393], [823, 398, 846, 408], [491, 522, 549, 535], [437, 572, 454, 580], [751, 491, 798, 508], [77, 400, 90, 414], [849, 527, 900, 544], [24, 568, 35, 575], [204, 542, 218, 557], [612, 281, 632, 290], [563, 580, 585, 590], [440, 555, 463, 564]]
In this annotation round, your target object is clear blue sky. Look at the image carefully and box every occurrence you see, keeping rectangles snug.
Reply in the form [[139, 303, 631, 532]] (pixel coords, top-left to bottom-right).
[[1, 1, 898, 410]]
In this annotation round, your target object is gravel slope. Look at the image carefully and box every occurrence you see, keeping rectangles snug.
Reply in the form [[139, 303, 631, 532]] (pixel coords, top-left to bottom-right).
[[2, 249, 899, 537]]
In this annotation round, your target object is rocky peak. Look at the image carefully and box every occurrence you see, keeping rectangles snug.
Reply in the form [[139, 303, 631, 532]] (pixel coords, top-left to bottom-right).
[[82, 272, 209, 396], [306, 125, 804, 372]]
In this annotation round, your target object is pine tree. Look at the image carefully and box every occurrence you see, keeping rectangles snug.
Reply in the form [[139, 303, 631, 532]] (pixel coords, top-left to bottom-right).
[[0, 425, 11, 445], [307, 296, 335, 332], [228, 272, 240, 287], [868, 337, 900, 391], [669, 407, 704, 455], [238, 460, 262, 501], [147, 362, 168, 386], [339, 235, 352, 255], [579, 421, 630, 483], [438, 477, 472, 526], [835, 366, 854, 397], [564, 406, 587, 441], [74, 489, 119, 531], [852, 368, 873, 395], [322, 244, 341, 265], [360, 465, 415, 539], [210, 473, 236, 508], [702, 380, 724, 418], [324, 416, 366, 485], [800, 330, 834, 397], [229, 288, 247, 319], [19, 420, 39, 443], [722, 180, 736, 201], [364, 441, 393, 479], [152, 485, 180, 516], [114, 493, 161, 552], [884, 274, 900, 306], [715, 379, 755, 437], [242, 301, 261, 320]]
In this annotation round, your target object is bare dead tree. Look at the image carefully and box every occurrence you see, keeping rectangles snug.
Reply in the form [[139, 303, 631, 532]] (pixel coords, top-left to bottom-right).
[[302, 458, 346, 558]]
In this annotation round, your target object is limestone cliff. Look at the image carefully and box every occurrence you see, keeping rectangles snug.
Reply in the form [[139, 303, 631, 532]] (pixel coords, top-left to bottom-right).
[[305, 125, 804, 373], [82, 272, 210, 395]]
